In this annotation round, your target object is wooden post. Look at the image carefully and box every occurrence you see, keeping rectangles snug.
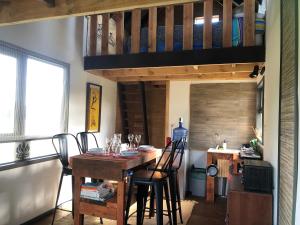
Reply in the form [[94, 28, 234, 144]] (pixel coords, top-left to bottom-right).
[[89, 15, 98, 56], [148, 7, 157, 52], [183, 3, 193, 50], [116, 181, 126, 225], [203, 0, 213, 49], [222, 0, 232, 47], [243, 0, 255, 46], [115, 12, 124, 55], [165, 5, 174, 51], [165, 81, 170, 141], [131, 9, 141, 53], [101, 13, 109, 55]]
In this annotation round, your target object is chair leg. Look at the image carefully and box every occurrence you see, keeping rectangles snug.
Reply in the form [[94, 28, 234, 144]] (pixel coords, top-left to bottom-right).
[[141, 184, 149, 225], [51, 171, 64, 225], [71, 175, 74, 218], [100, 217, 103, 224], [149, 186, 155, 218], [137, 184, 145, 225], [169, 173, 177, 225], [176, 173, 183, 224], [125, 177, 133, 225], [154, 182, 164, 225], [163, 182, 172, 225]]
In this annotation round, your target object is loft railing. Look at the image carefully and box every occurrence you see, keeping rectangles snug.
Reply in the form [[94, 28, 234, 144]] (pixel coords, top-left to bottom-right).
[[85, 0, 262, 57]]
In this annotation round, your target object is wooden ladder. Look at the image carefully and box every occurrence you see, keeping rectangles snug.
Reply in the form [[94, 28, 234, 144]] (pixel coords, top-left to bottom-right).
[[118, 82, 149, 145]]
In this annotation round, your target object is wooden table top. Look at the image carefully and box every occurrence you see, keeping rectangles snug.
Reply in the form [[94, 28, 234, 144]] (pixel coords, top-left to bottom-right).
[[71, 149, 160, 181]]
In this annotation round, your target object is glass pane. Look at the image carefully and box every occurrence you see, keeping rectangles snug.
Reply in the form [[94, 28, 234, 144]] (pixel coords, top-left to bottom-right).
[[0, 143, 16, 164], [0, 53, 17, 134], [29, 139, 56, 158], [25, 58, 65, 136]]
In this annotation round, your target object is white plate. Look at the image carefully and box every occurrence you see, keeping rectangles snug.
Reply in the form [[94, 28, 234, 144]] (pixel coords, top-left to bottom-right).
[[138, 145, 153, 150], [120, 151, 139, 156], [88, 148, 103, 152]]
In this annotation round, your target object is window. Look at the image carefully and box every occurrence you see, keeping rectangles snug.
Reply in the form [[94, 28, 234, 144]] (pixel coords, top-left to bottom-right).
[[256, 78, 264, 143], [194, 15, 220, 25], [0, 41, 69, 164]]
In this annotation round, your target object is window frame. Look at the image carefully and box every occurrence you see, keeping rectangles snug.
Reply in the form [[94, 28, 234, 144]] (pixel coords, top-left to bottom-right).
[[0, 41, 70, 167], [256, 77, 264, 144]]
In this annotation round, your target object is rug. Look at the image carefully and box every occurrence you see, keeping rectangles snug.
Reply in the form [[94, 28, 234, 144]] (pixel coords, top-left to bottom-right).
[[55, 200, 196, 225]]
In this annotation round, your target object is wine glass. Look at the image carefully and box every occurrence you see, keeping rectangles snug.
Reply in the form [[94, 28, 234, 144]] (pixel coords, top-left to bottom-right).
[[135, 134, 141, 149], [128, 134, 134, 149], [105, 137, 112, 154]]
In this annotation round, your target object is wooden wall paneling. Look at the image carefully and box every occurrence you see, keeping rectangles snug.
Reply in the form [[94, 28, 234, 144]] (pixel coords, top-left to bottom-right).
[[243, 0, 255, 46], [165, 5, 174, 51], [131, 9, 141, 54], [148, 7, 157, 53], [89, 15, 98, 56], [203, 0, 213, 49], [145, 83, 166, 148], [115, 12, 124, 55], [101, 13, 109, 55], [183, 3, 194, 50], [165, 81, 170, 141], [278, 0, 298, 224], [189, 83, 256, 150], [222, 0, 232, 47]]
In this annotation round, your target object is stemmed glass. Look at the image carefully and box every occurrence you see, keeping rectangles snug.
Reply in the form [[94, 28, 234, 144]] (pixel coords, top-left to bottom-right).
[[135, 134, 141, 149], [128, 134, 134, 149]]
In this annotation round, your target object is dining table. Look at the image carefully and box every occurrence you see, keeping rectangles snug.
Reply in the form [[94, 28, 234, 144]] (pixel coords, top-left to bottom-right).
[[70, 148, 161, 225]]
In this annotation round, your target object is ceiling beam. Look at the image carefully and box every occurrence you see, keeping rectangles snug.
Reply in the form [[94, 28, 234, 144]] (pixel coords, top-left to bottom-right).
[[0, 0, 198, 26], [97, 63, 260, 78]]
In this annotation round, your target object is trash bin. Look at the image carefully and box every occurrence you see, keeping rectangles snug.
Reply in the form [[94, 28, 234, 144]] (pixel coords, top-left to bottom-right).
[[189, 165, 206, 197]]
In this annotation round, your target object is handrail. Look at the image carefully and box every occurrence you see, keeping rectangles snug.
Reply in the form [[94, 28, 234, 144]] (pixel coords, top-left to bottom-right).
[[86, 0, 258, 57]]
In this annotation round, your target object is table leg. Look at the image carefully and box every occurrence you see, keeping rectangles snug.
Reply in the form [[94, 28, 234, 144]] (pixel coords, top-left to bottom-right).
[[117, 181, 126, 225], [74, 176, 84, 225], [206, 152, 214, 202]]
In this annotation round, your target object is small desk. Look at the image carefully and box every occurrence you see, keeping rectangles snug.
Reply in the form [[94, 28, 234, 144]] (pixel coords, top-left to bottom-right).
[[71, 150, 160, 225], [206, 148, 240, 202]]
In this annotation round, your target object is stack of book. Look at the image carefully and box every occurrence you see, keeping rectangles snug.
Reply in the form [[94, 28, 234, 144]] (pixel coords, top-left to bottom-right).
[[80, 182, 115, 202]]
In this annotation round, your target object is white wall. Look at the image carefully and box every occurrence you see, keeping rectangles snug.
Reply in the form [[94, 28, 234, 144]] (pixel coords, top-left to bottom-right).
[[0, 17, 117, 225], [264, 0, 280, 224]]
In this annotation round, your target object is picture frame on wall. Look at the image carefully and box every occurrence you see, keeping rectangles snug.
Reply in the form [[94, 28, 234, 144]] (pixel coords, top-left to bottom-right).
[[85, 83, 102, 132]]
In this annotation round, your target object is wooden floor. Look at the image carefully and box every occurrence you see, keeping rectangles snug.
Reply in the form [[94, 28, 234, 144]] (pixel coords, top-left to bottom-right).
[[29, 197, 226, 225]]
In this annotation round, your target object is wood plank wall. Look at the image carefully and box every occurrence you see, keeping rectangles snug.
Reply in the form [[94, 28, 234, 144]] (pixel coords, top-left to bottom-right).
[[190, 83, 256, 150], [278, 0, 298, 224]]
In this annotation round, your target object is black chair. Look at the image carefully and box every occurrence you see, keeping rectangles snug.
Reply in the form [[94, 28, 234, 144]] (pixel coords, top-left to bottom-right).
[[51, 133, 82, 225], [125, 139, 182, 225], [76, 131, 99, 153], [148, 139, 186, 225]]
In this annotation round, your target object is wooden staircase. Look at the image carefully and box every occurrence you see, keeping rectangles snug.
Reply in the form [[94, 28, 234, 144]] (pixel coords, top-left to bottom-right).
[[118, 82, 149, 145]]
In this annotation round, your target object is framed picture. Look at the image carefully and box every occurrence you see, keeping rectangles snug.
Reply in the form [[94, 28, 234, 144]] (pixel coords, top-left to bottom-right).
[[85, 83, 102, 132]]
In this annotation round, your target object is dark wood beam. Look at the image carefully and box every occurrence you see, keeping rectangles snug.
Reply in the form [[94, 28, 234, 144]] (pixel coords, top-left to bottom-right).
[[44, 0, 55, 7], [84, 46, 265, 70]]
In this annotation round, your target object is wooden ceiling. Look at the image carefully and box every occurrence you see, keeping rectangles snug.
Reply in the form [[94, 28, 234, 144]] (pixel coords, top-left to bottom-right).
[[87, 63, 263, 82], [0, 0, 198, 26]]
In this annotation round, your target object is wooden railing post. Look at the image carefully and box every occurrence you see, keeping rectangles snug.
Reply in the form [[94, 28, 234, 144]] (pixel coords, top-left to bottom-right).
[[244, 0, 255, 46], [115, 12, 124, 55], [101, 13, 109, 55], [183, 3, 194, 50], [223, 0, 232, 47], [148, 7, 157, 53], [89, 15, 98, 56], [131, 9, 141, 54], [165, 5, 174, 52], [203, 0, 213, 49]]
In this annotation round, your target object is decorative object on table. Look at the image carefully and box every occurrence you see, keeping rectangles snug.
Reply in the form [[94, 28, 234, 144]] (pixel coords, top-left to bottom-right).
[[135, 134, 141, 148], [85, 83, 102, 132], [249, 138, 258, 151], [128, 133, 134, 149], [16, 142, 30, 160]]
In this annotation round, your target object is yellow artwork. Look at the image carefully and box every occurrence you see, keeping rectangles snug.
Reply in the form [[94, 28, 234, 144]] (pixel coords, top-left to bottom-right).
[[86, 83, 102, 132]]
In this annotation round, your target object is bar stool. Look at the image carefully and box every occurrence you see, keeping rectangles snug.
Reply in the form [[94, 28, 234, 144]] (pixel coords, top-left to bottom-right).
[[148, 140, 186, 225], [125, 140, 182, 225], [51, 133, 82, 225]]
